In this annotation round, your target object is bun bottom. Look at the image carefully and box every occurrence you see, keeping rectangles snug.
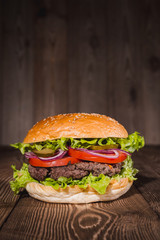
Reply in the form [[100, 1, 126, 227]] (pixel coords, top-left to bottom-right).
[[26, 178, 133, 203]]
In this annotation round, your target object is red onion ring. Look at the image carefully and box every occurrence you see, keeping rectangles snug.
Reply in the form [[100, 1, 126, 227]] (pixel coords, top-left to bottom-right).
[[70, 148, 131, 159], [25, 149, 67, 161], [90, 149, 119, 159], [91, 149, 131, 155], [25, 152, 37, 159]]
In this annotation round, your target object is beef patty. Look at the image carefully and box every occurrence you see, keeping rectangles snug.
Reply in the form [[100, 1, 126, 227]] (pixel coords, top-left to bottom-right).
[[28, 164, 48, 181], [28, 162, 123, 181]]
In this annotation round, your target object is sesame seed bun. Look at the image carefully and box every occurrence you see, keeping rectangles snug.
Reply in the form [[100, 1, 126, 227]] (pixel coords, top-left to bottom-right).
[[23, 113, 128, 143]]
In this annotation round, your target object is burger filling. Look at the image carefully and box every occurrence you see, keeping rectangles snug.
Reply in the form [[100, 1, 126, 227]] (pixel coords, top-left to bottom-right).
[[10, 132, 144, 195]]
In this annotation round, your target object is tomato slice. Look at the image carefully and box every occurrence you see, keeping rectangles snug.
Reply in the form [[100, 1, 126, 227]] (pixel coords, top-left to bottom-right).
[[29, 156, 80, 167], [68, 148, 127, 164]]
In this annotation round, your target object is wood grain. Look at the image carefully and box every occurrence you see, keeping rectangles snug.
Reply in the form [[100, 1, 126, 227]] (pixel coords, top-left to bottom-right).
[[0, 146, 160, 240], [0, 0, 3, 143], [0, 0, 34, 144], [105, 0, 144, 133], [0, 0, 160, 144], [140, 0, 160, 144], [0, 148, 21, 228], [0, 187, 160, 240], [68, 0, 109, 114], [33, 0, 68, 123], [133, 146, 160, 217]]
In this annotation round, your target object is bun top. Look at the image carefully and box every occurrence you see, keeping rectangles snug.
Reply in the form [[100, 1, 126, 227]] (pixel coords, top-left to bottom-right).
[[23, 113, 128, 143]]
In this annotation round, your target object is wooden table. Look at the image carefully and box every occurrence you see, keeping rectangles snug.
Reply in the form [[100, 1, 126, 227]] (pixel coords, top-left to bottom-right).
[[0, 146, 160, 240]]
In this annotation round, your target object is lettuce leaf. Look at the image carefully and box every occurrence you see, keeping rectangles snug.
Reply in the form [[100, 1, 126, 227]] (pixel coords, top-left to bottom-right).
[[112, 156, 138, 181], [11, 132, 144, 154], [116, 132, 145, 153], [10, 156, 138, 195], [10, 164, 38, 194], [10, 137, 68, 154]]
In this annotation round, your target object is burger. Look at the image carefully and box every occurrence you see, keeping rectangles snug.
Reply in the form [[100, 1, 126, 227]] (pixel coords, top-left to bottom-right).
[[10, 113, 144, 203]]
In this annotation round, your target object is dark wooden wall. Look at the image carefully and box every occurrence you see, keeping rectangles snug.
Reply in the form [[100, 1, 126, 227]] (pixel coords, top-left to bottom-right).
[[0, 0, 160, 145]]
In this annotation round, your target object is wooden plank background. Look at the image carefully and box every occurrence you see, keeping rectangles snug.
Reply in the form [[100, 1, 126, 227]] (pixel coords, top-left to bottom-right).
[[0, 0, 160, 145]]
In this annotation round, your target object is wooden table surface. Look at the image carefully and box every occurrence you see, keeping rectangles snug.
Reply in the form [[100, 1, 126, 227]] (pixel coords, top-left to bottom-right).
[[0, 146, 160, 240]]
